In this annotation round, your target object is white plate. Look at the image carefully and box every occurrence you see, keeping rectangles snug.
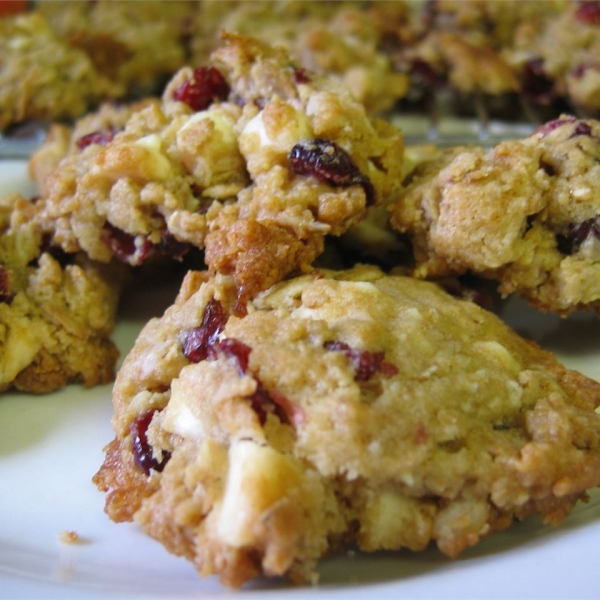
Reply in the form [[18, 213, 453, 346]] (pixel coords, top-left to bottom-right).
[[1, 160, 599, 600]]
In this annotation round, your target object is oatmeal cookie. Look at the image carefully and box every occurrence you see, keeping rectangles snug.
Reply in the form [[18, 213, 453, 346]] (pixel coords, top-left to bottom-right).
[[94, 264, 600, 587], [391, 0, 567, 114], [28, 99, 155, 198], [34, 32, 404, 304], [504, 1, 600, 114], [0, 193, 122, 393], [391, 115, 600, 315], [0, 12, 118, 130], [397, 30, 519, 99], [37, 0, 193, 98], [189, 1, 410, 115]]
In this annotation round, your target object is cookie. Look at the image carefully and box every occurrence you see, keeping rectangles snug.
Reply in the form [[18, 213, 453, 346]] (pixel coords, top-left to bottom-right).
[[0, 12, 118, 130], [397, 30, 519, 100], [0, 193, 122, 392], [390, 0, 566, 110], [503, 1, 600, 115], [32, 32, 404, 304], [391, 115, 600, 315], [93, 264, 600, 587], [189, 1, 410, 115], [37, 0, 192, 97]]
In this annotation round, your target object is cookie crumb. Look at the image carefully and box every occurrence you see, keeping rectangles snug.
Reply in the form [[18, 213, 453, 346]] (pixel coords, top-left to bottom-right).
[[59, 530, 80, 544]]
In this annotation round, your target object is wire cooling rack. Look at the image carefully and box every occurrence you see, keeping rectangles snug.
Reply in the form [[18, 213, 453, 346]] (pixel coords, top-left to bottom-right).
[[0, 92, 550, 159]]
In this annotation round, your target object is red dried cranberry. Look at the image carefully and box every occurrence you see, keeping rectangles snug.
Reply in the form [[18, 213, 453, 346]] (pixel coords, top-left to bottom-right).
[[534, 116, 577, 137], [215, 337, 250, 373], [270, 389, 304, 426], [444, 280, 494, 311], [131, 410, 171, 475], [557, 217, 600, 254], [572, 64, 587, 79], [324, 340, 398, 382], [570, 121, 593, 138], [576, 1, 600, 24], [76, 127, 118, 150], [182, 298, 226, 363], [172, 67, 230, 111], [535, 118, 593, 140], [414, 423, 429, 445], [102, 223, 152, 264], [248, 381, 278, 425], [521, 58, 555, 104], [409, 58, 446, 88], [293, 67, 311, 84], [183, 327, 290, 425], [0, 267, 13, 304], [289, 138, 375, 204], [213, 337, 288, 424]]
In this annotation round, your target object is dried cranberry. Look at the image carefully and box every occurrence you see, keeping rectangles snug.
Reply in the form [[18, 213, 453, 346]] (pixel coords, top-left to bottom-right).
[[293, 67, 311, 84], [214, 337, 288, 424], [214, 337, 250, 372], [102, 223, 152, 264], [575, 1, 600, 24], [0, 267, 13, 304], [571, 63, 588, 79], [248, 381, 279, 425], [76, 127, 118, 150], [409, 58, 446, 88], [324, 340, 398, 382], [521, 58, 555, 104], [557, 217, 600, 254], [131, 410, 171, 475], [182, 298, 226, 363], [570, 121, 593, 138], [289, 138, 375, 204], [270, 389, 305, 426], [183, 324, 291, 425], [532, 117, 592, 144], [172, 67, 230, 111], [443, 279, 494, 311], [537, 117, 593, 140], [534, 116, 577, 137]]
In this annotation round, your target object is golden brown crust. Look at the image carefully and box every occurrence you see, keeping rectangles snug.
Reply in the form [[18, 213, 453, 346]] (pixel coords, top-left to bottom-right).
[[204, 217, 324, 303]]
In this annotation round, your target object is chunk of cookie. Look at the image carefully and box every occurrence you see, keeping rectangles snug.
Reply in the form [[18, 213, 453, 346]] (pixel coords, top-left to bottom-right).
[[28, 100, 150, 197], [391, 115, 600, 315], [33, 32, 404, 304], [94, 264, 600, 587], [0, 193, 122, 392]]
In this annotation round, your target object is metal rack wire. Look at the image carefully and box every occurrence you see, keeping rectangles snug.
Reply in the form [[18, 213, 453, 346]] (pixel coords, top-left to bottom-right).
[[394, 92, 541, 147], [0, 93, 561, 159], [0, 122, 47, 159]]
